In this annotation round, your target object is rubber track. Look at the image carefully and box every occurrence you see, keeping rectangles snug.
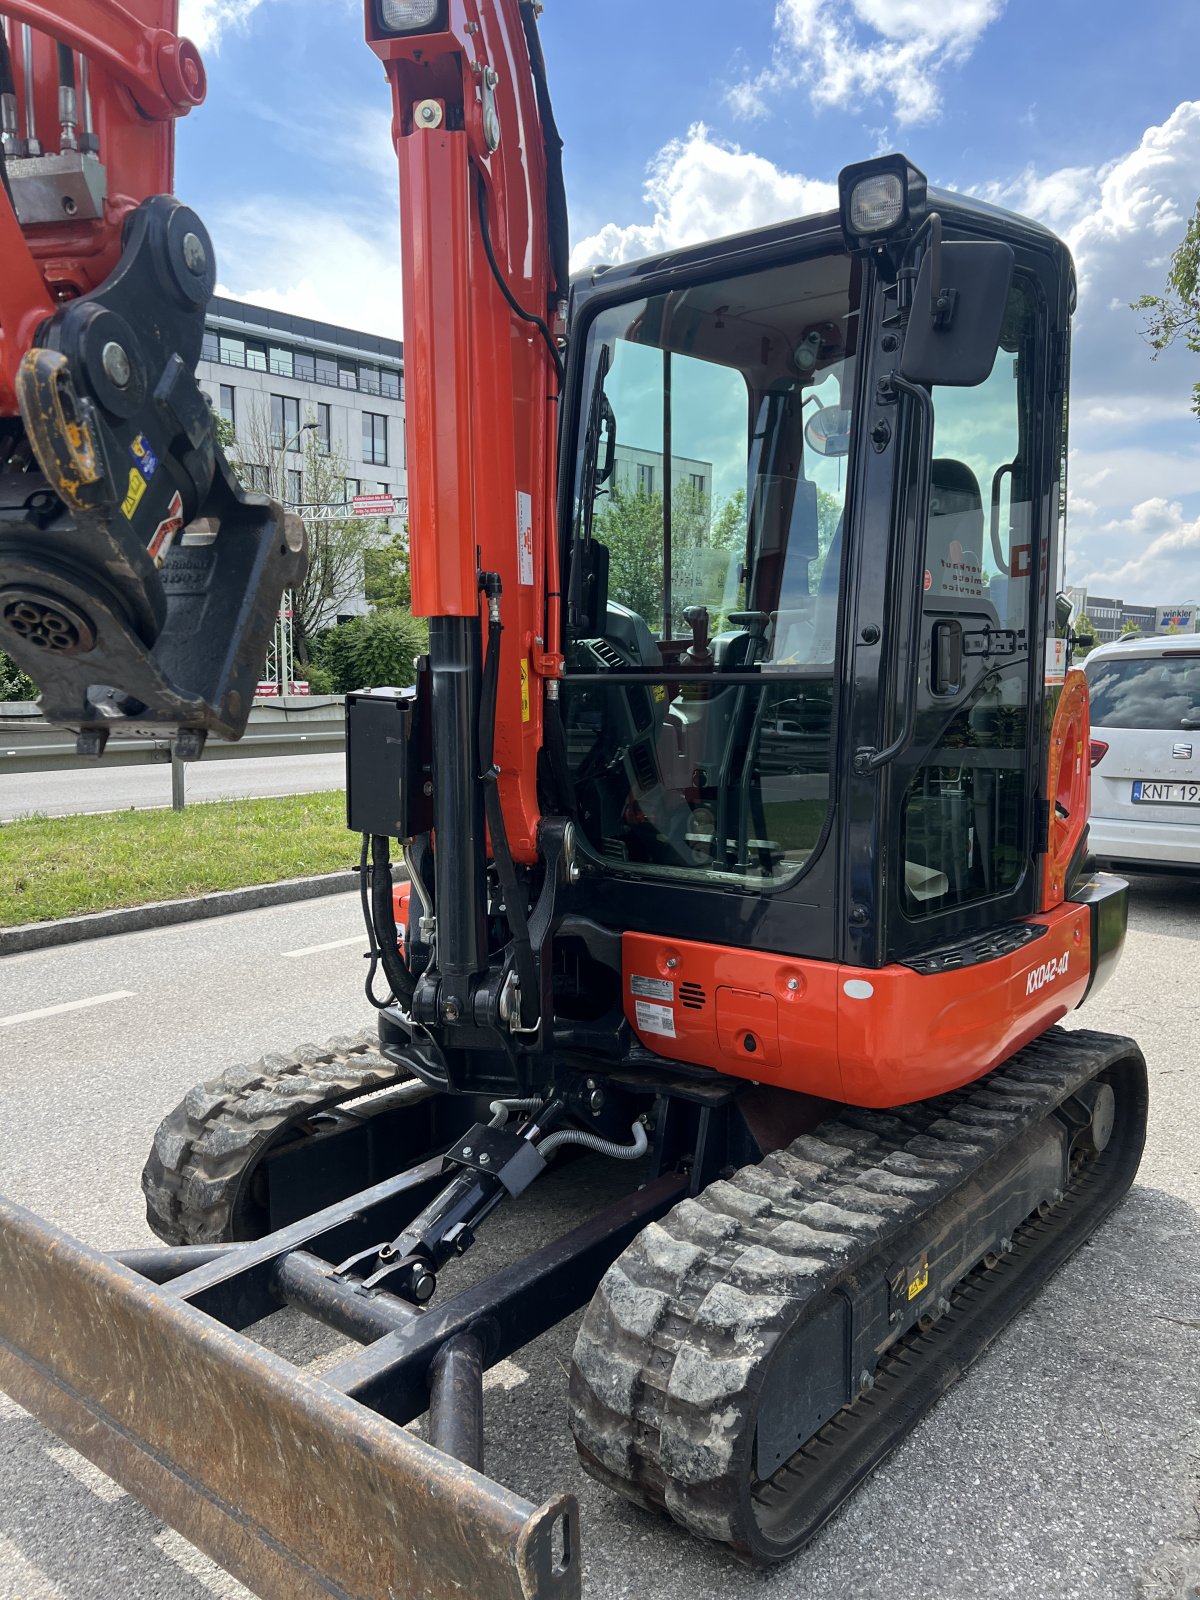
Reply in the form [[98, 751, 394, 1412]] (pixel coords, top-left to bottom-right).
[[141, 1028, 410, 1245], [568, 1026, 1145, 1561]]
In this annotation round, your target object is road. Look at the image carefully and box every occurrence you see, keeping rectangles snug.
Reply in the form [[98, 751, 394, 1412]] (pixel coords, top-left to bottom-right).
[[0, 878, 1198, 1600], [0, 752, 345, 821]]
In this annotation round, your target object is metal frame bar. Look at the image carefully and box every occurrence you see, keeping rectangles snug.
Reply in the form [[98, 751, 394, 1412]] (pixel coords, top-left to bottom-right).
[[0, 1158, 688, 1600]]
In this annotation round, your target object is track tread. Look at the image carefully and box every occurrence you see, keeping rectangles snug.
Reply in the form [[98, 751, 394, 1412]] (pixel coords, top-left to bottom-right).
[[141, 1028, 409, 1244], [568, 1027, 1145, 1562]]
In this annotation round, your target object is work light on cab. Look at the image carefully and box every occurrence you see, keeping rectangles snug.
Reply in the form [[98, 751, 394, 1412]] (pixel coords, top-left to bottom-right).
[[376, 0, 444, 32], [838, 153, 929, 251]]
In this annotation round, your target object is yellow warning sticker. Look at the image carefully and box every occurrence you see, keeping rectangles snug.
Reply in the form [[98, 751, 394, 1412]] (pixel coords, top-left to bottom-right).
[[907, 1254, 930, 1301], [121, 467, 147, 520], [520, 660, 531, 722]]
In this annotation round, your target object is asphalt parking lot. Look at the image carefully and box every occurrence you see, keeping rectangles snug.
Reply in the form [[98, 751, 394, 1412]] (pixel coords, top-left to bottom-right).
[[0, 875, 1197, 1600]]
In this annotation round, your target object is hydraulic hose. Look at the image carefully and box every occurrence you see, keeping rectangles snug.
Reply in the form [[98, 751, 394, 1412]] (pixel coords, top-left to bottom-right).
[[368, 834, 416, 1008], [538, 1120, 649, 1163], [478, 576, 540, 1031], [488, 1097, 545, 1128]]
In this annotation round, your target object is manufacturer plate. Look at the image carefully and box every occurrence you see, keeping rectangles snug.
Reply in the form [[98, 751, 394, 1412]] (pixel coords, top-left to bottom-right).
[[1132, 780, 1200, 805]]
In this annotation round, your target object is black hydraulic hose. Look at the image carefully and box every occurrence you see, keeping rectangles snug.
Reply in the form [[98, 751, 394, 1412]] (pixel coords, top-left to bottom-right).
[[369, 834, 416, 1008], [475, 171, 564, 386], [518, 0, 570, 303], [358, 834, 393, 1010], [478, 579, 539, 1030]]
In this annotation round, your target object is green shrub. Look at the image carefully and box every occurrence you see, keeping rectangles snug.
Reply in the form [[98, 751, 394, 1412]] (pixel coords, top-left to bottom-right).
[[310, 608, 428, 694], [0, 650, 37, 702]]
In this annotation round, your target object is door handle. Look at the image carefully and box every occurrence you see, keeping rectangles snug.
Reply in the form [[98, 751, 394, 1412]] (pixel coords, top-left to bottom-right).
[[931, 618, 963, 695]]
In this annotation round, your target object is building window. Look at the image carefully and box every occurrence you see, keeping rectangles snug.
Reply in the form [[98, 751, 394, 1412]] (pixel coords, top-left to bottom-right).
[[293, 350, 315, 382], [269, 346, 293, 378], [316, 403, 331, 454], [637, 463, 655, 494], [271, 393, 301, 450], [219, 384, 236, 427], [247, 464, 269, 492], [315, 354, 338, 386], [245, 340, 268, 372], [380, 369, 400, 400], [362, 412, 388, 466], [360, 364, 380, 396], [377, 482, 389, 495], [690, 473, 705, 496], [344, 477, 361, 504], [218, 333, 245, 367], [201, 330, 219, 363], [286, 468, 302, 505], [338, 362, 358, 390]]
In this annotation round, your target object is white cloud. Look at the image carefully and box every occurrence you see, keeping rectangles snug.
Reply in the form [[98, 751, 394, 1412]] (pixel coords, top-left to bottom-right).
[[729, 0, 1004, 126], [1075, 499, 1200, 598], [570, 124, 835, 270], [573, 103, 1200, 603], [984, 102, 1200, 596], [177, 0, 270, 51], [211, 200, 403, 339]]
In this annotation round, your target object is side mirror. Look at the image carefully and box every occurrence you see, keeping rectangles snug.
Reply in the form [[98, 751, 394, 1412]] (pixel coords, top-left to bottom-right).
[[899, 238, 1014, 388]]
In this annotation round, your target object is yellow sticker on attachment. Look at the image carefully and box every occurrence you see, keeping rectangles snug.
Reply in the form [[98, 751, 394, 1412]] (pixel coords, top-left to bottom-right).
[[121, 467, 147, 520], [520, 660, 531, 722], [907, 1253, 930, 1300]]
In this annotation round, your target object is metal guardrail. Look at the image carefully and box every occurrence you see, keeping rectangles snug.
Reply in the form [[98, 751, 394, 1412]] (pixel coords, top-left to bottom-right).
[[0, 698, 346, 806]]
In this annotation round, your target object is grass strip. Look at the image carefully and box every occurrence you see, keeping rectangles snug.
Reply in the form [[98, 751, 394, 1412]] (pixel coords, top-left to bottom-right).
[[0, 791, 354, 927]]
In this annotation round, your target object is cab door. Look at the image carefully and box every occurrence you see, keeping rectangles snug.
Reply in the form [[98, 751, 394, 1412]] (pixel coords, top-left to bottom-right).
[[884, 269, 1051, 957]]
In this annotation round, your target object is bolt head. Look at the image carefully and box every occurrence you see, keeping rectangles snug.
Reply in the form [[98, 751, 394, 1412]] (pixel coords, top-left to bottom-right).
[[461, 1146, 472, 1158], [182, 230, 207, 275], [479, 1152, 491, 1165], [666, 957, 678, 970], [101, 341, 131, 389], [787, 977, 800, 991]]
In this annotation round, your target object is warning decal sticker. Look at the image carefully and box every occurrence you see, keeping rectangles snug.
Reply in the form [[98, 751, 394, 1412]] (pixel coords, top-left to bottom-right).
[[146, 490, 185, 568], [517, 491, 534, 586]]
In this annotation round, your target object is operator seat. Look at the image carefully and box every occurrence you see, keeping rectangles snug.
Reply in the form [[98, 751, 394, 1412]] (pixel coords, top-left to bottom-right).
[[926, 459, 985, 602]]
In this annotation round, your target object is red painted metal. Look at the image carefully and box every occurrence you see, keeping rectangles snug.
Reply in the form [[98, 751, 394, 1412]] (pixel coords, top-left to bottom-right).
[[0, 1, 201, 414], [1041, 668, 1091, 911], [623, 901, 1094, 1108], [366, 0, 561, 863]]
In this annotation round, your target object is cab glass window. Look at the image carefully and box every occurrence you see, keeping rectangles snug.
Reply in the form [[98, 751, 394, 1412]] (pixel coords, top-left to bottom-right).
[[562, 254, 861, 886], [900, 278, 1039, 916]]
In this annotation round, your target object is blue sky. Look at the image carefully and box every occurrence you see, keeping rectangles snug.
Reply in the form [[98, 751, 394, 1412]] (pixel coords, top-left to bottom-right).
[[176, 0, 1200, 602]]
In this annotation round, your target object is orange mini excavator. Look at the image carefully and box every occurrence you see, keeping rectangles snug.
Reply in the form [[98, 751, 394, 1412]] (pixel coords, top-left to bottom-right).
[[0, 3, 1145, 1597]]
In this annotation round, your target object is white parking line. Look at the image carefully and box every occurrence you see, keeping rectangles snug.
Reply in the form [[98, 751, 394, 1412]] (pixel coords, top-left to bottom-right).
[[0, 990, 135, 1027], [282, 936, 365, 959]]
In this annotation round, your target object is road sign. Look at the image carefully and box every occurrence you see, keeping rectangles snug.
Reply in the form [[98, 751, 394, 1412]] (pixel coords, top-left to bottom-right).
[[352, 494, 395, 517]]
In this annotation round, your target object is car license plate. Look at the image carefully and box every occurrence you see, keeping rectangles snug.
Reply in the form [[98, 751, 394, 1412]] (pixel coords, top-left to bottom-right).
[[1132, 780, 1200, 805]]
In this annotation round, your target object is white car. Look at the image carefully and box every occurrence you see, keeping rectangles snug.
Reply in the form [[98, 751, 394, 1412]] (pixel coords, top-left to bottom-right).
[[1083, 633, 1200, 872]]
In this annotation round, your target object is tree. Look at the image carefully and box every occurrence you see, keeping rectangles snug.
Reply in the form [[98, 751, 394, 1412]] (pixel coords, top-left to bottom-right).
[[1119, 618, 1141, 636], [228, 400, 385, 662], [1073, 613, 1098, 655], [0, 650, 37, 702], [1132, 198, 1200, 420], [310, 609, 428, 694], [364, 524, 412, 611], [595, 483, 744, 634]]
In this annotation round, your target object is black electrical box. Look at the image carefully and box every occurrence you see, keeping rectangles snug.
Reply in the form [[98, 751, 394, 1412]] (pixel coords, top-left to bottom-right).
[[345, 684, 433, 839]]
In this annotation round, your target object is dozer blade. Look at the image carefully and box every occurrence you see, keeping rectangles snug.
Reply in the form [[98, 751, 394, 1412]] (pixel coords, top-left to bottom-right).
[[0, 1197, 579, 1600]]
